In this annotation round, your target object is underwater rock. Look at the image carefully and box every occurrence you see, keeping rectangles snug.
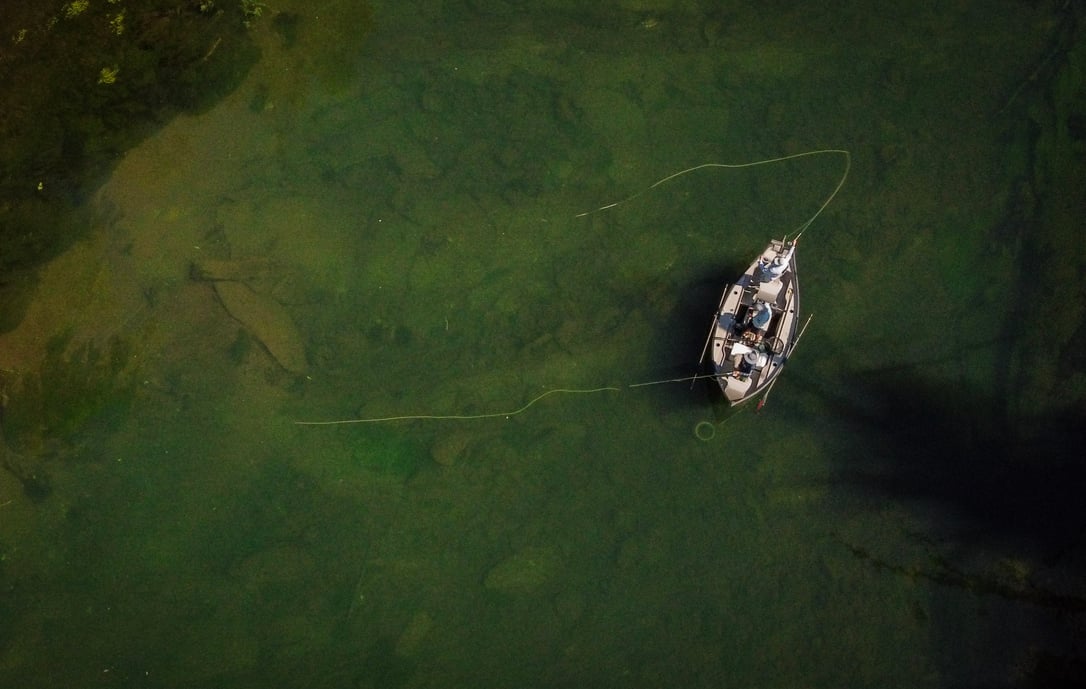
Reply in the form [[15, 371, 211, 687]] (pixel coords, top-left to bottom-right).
[[483, 545, 562, 595], [430, 430, 471, 466], [213, 281, 307, 374], [395, 610, 433, 657], [191, 257, 282, 283], [0, 419, 50, 501], [393, 140, 441, 179], [232, 543, 316, 587]]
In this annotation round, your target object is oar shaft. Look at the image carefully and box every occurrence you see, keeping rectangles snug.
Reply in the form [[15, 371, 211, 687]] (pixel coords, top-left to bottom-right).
[[757, 314, 814, 411]]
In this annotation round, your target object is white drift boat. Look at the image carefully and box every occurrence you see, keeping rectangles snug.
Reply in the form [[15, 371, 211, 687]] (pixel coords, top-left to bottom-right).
[[702, 238, 808, 407], [696, 149, 850, 409], [575, 148, 849, 410]]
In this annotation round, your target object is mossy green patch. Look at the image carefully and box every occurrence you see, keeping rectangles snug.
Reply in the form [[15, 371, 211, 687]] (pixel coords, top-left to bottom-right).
[[228, 328, 253, 365], [352, 427, 425, 479], [7, 328, 136, 446]]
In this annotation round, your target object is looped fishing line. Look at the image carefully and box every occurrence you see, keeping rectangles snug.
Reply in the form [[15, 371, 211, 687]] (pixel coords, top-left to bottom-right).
[[694, 421, 716, 441], [693, 403, 753, 442]]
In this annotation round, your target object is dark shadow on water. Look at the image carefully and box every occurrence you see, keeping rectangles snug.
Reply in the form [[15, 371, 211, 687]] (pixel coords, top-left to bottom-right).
[[810, 368, 1086, 560], [794, 364, 1086, 687], [636, 267, 745, 414]]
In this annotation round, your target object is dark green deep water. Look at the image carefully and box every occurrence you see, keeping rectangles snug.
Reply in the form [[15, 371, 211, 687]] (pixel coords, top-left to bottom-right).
[[2, 1, 1084, 687]]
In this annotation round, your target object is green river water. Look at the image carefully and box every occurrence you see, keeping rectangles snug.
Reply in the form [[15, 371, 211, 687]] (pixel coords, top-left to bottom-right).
[[1, 1, 1084, 687]]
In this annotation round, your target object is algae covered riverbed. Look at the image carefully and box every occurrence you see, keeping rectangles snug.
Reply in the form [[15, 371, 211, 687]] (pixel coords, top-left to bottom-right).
[[1, 1, 1084, 687]]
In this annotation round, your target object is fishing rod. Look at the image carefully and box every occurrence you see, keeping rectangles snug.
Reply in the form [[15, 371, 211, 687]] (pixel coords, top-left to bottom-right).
[[787, 150, 850, 243]]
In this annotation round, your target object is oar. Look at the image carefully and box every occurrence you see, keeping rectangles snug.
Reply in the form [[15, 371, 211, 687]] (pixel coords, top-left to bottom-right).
[[757, 314, 814, 412], [693, 288, 731, 389]]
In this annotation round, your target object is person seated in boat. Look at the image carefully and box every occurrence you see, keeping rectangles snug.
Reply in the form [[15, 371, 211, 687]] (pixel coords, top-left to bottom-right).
[[754, 240, 796, 283], [739, 300, 773, 343], [731, 346, 768, 380]]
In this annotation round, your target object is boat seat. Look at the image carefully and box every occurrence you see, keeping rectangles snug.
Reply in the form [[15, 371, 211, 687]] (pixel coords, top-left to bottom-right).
[[723, 373, 752, 401], [755, 279, 783, 303], [717, 312, 737, 331]]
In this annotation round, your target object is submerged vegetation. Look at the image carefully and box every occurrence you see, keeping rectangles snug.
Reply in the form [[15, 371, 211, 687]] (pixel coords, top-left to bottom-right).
[[0, 0, 260, 275], [3, 328, 137, 449], [1, 328, 138, 502], [0, 1, 1082, 687]]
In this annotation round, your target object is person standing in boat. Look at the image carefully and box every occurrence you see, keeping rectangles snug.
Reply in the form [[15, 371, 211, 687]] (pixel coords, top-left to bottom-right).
[[754, 239, 796, 283]]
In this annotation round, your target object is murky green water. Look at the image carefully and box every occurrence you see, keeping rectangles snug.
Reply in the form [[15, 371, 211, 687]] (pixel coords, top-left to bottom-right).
[[2, 1, 1083, 687]]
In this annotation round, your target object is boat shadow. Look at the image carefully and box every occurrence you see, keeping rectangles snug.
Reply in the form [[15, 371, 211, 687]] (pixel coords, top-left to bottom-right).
[[790, 357, 1086, 682], [635, 267, 748, 415]]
